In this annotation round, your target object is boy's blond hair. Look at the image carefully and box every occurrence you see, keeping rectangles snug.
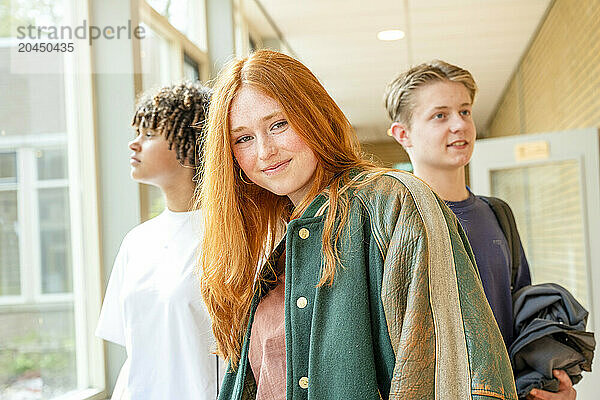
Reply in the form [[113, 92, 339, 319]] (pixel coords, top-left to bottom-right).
[[384, 60, 477, 126]]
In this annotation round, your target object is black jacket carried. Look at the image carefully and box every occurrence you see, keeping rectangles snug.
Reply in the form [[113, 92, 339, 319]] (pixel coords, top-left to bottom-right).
[[510, 283, 595, 398]]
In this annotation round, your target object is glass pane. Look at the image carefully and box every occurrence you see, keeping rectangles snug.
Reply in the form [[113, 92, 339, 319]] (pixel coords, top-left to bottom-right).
[[36, 148, 68, 180], [0, 43, 66, 136], [1, 0, 67, 136], [2, 0, 80, 397], [145, 0, 207, 50], [491, 160, 588, 306], [6, 0, 65, 34], [38, 187, 72, 294], [0, 190, 20, 296], [0, 304, 77, 398], [146, 184, 165, 220], [0, 152, 17, 183], [183, 54, 199, 81], [140, 25, 173, 91]]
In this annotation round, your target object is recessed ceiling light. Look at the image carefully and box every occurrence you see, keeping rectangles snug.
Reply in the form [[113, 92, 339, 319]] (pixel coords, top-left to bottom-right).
[[377, 29, 405, 41]]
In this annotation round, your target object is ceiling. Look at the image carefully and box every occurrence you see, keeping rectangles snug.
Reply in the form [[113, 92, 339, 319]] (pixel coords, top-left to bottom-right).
[[242, 0, 552, 142]]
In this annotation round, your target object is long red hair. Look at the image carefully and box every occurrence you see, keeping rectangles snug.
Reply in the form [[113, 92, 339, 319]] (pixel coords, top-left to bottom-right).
[[198, 50, 379, 367]]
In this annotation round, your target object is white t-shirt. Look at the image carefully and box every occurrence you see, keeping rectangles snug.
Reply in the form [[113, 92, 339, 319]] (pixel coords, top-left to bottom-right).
[[96, 208, 221, 400]]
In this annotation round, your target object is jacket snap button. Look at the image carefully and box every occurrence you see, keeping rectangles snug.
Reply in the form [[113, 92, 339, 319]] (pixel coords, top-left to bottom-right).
[[297, 297, 308, 309], [299, 376, 309, 389], [299, 228, 310, 239]]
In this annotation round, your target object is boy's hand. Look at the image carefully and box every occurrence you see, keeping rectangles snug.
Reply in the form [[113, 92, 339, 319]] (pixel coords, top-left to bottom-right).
[[526, 370, 576, 400]]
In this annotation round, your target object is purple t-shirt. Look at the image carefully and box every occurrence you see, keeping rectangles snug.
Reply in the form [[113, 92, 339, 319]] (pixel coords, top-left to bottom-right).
[[445, 191, 531, 348]]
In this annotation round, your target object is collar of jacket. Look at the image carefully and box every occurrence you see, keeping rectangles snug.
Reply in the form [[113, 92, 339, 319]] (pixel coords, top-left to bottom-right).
[[256, 191, 328, 296], [257, 168, 367, 294], [300, 168, 368, 218], [299, 192, 328, 219]]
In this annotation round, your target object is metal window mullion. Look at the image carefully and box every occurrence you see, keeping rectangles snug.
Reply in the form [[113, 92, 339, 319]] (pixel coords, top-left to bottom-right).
[[18, 147, 39, 302], [37, 292, 74, 303], [0, 132, 67, 148], [31, 150, 44, 301], [0, 184, 18, 191], [0, 295, 24, 306], [35, 179, 69, 189]]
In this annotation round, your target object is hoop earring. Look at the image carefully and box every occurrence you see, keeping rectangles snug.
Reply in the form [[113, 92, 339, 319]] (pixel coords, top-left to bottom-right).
[[239, 169, 253, 185], [179, 161, 196, 169]]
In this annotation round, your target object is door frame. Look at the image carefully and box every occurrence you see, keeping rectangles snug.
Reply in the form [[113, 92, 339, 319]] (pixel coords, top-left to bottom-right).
[[470, 128, 600, 395]]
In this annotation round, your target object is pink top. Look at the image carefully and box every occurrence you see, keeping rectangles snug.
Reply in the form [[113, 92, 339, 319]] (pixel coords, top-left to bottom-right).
[[248, 274, 287, 400]]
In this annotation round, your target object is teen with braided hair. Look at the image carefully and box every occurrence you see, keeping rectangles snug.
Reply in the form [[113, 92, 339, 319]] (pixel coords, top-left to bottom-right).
[[96, 82, 222, 399]]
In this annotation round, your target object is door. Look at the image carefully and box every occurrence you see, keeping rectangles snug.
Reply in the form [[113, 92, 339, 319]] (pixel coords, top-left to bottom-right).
[[470, 128, 600, 397]]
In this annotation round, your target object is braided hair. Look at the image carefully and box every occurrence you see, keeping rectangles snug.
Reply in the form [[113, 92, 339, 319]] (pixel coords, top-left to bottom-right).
[[132, 81, 212, 167]]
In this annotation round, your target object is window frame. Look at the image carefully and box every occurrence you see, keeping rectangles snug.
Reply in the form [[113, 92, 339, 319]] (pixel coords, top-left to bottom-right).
[[0, 136, 75, 306], [0, 149, 19, 303], [139, 0, 209, 83]]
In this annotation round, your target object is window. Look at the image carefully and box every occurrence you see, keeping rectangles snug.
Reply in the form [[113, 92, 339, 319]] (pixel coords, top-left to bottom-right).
[[0, 144, 72, 297], [491, 161, 589, 306], [0, 20, 78, 389], [145, 0, 207, 51], [140, 24, 175, 92], [0, 66, 77, 400], [1, 0, 103, 398], [0, 141, 79, 399]]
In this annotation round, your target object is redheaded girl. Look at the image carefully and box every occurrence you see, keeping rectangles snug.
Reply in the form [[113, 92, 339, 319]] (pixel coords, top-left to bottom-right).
[[199, 50, 517, 400]]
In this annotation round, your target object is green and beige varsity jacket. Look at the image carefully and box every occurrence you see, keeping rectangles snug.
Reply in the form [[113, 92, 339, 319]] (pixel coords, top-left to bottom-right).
[[219, 171, 517, 400]]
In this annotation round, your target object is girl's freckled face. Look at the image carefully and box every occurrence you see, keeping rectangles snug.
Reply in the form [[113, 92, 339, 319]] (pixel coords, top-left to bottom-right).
[[229, 85, 318, 206]]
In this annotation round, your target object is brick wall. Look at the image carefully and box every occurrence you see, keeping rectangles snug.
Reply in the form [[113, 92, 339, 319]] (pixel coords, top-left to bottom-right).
[[487, 0, 600, 137]]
